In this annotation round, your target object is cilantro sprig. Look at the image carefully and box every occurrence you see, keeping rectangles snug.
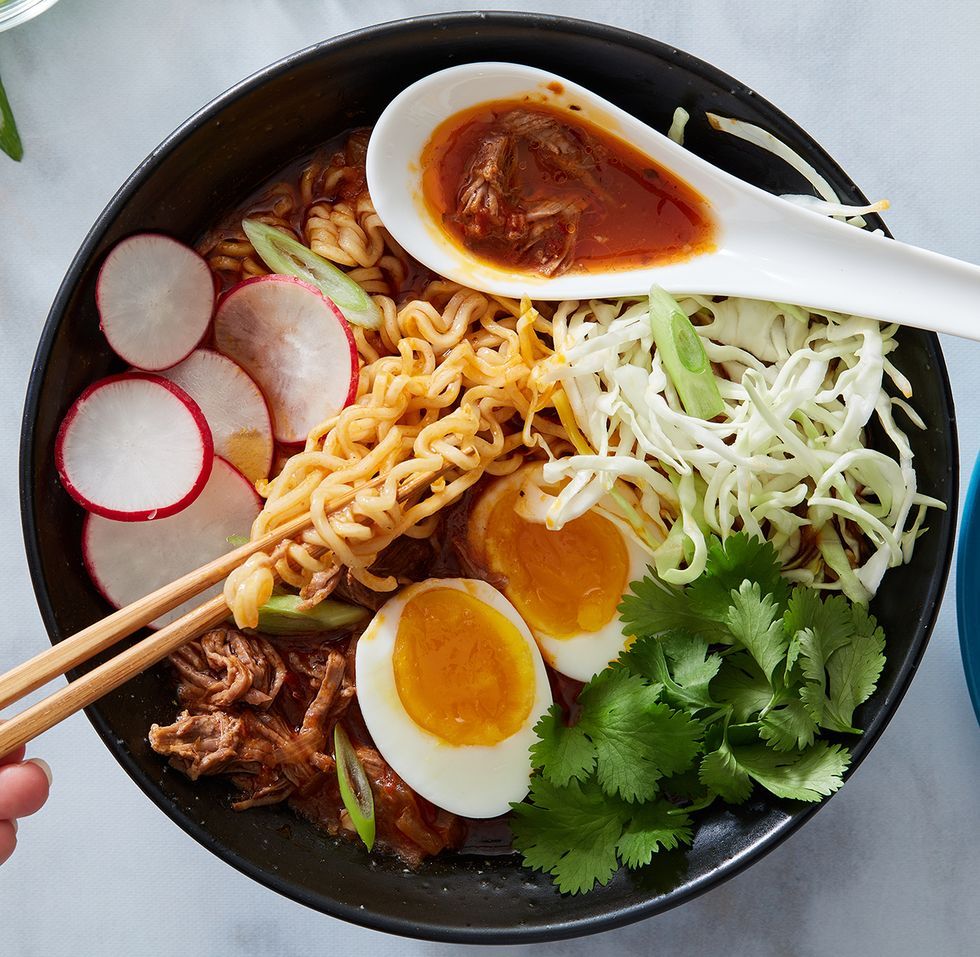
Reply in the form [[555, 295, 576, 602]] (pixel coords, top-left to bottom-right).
[[511, 532, 885, 895]]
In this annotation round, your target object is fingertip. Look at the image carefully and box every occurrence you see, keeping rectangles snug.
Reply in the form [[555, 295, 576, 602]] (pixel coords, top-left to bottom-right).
[[0, 820, 16, 866], [0, 762, 50, 819], [26, 759, 52, 787]]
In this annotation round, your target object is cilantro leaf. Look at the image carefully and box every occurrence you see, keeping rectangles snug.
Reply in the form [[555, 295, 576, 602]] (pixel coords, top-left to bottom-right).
[[688, 533, 790, 623], [510, 779, 695, 894], [730, 741, 851, 801], [619, 573, 726, 642], [576, 668, 701, 802], [784, 587, 852, 643], [798, 600, 885, 734], [712, 653, 773, 722], [725, 581, 788, 681], [822, 603, 885, 729], [622, 631, 721, 712], [510, 777, 623, 895], [529, 705, 594, 786], [759, 699, 817, 751], [699, 741, 753, 804], [616, 801, 693, 868]]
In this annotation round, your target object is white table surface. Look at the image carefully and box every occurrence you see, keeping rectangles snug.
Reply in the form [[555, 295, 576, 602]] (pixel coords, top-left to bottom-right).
[[2, 2, 980, 955]]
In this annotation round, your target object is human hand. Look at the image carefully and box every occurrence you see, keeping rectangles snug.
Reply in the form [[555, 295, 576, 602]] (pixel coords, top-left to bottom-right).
[[0, 742, 51, 865]]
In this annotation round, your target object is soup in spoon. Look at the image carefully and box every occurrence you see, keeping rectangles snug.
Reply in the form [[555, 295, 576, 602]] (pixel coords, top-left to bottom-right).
[[420, 98, 715, 277]]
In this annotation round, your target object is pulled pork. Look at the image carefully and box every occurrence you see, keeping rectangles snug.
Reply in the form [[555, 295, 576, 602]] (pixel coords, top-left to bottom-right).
[[451, 108, 604, 276], [150, 626, 461, 864]]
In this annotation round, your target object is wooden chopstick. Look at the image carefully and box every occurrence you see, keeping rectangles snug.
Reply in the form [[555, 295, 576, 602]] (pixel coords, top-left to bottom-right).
[[0, 596, 229, 758], [0, 510, 311, 713], [0, 467, 442, 757]]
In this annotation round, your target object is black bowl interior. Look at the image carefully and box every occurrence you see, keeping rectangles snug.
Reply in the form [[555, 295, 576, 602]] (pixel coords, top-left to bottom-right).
[[20, 12, 957, 944]]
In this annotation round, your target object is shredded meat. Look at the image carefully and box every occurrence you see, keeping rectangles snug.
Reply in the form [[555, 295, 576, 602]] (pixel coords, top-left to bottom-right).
[[333, 534, 438, 610], [150, 626, 461, 865], [169, 629, 287, 710], [298, 563, 342, 610], [149, 712, 251, 780], [151, 630, 352, 799], [451, 109, 604, 276]]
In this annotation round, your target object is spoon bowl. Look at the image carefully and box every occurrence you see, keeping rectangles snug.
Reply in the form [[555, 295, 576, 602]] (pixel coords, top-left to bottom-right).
[[368, 62, 980, 339]]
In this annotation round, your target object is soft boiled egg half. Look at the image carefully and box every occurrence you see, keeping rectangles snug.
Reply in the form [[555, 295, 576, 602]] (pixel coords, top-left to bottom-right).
[[467, 463, 650, 682], [355, 577, 551, 818]]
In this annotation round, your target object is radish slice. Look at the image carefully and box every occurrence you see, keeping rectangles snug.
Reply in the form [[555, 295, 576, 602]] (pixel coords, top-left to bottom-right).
[[97, 233, 215, 371], [83, 457, 261, 628], [158, 349, 274, 483], [56, 373, 213, 521], [213, 275, 358, 443]]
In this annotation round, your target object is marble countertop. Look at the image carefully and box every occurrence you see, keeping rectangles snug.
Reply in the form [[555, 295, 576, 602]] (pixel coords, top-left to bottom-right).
[[2, 2, 979, 955]]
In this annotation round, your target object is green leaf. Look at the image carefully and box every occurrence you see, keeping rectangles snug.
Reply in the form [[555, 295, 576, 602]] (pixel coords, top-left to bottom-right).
[[510, 778, 623, 895], [798, 600, 885, 734], [783, 588, 852, 642], [730, 741, 851, 801], [617, 801, 693, 868], [529, 705, 594, 786], [621, 631, 721, 712], [699, 742, 753, 804], [725, 581, 788, 681], [688, 533, 790, 623], [619, 574, 726, 643], [0, 73, 23, 162], [576, 667, 701, 802], [511, 778, 695, 893], [712, 653, 773, 722], [759, 699, 817, 752], [822, 603, 885, 731]]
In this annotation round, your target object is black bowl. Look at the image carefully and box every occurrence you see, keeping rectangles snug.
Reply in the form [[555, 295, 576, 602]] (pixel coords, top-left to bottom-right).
[[20, 11, 957, 944]]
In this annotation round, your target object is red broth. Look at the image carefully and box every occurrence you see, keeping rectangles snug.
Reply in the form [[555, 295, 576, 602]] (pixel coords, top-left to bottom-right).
[[421, 99, 715, 277]]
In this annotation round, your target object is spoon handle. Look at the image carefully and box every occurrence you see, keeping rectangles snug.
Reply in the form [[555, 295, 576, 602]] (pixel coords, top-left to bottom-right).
[[710, 206, 980, 341]]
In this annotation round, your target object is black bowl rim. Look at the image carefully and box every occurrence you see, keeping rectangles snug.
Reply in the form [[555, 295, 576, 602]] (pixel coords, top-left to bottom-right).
[[19, 10, 959, 945]]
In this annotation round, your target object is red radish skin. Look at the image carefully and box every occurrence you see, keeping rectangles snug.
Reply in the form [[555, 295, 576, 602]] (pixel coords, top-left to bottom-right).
[[213, 275, 359, 443], [97, 233, 215, 372], [158, 349, 274, 483], [55, 372, 214, 522], [82, 457, 262, 629]]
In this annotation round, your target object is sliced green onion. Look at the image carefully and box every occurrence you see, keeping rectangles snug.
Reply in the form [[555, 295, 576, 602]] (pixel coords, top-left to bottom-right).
[[242, 218, 382, 330], [334, 724, 375, 851], [226, 534, 250, 547], [0, 74, 23, 162], [255, 593, 368, 635], [648, 285, 724, 420]]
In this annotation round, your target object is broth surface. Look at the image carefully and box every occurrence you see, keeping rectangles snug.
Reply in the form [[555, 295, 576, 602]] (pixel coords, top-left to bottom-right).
[[422, 99, 715, 276]]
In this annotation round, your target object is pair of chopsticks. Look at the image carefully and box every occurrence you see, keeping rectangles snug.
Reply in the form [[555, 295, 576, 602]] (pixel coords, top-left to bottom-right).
[[0, 469, 439, 758]]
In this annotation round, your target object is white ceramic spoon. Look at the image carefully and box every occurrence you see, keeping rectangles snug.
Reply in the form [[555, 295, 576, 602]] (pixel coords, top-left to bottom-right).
[[367, 61, 980, 338]]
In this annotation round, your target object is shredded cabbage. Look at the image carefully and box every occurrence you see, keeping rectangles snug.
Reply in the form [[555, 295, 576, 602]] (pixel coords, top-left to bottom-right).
[[705, 112, 889, 224], [537, 294, 943, 602], [667, 107, 690, 146]]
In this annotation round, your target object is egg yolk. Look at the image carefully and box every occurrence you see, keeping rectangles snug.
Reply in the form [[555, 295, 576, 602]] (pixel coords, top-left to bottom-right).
[[393, 587, 536, 747], [482, 487, 629, 638]]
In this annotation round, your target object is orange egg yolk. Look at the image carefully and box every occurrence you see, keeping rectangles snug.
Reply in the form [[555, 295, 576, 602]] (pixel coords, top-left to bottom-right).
[[482, 487, 630, 638], [392, 587, 535, 747]]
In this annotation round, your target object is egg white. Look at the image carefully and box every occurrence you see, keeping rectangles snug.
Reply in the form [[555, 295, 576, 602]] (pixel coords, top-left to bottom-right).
[[468, 465, 652, 682], [354, 577, 552, 819]]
